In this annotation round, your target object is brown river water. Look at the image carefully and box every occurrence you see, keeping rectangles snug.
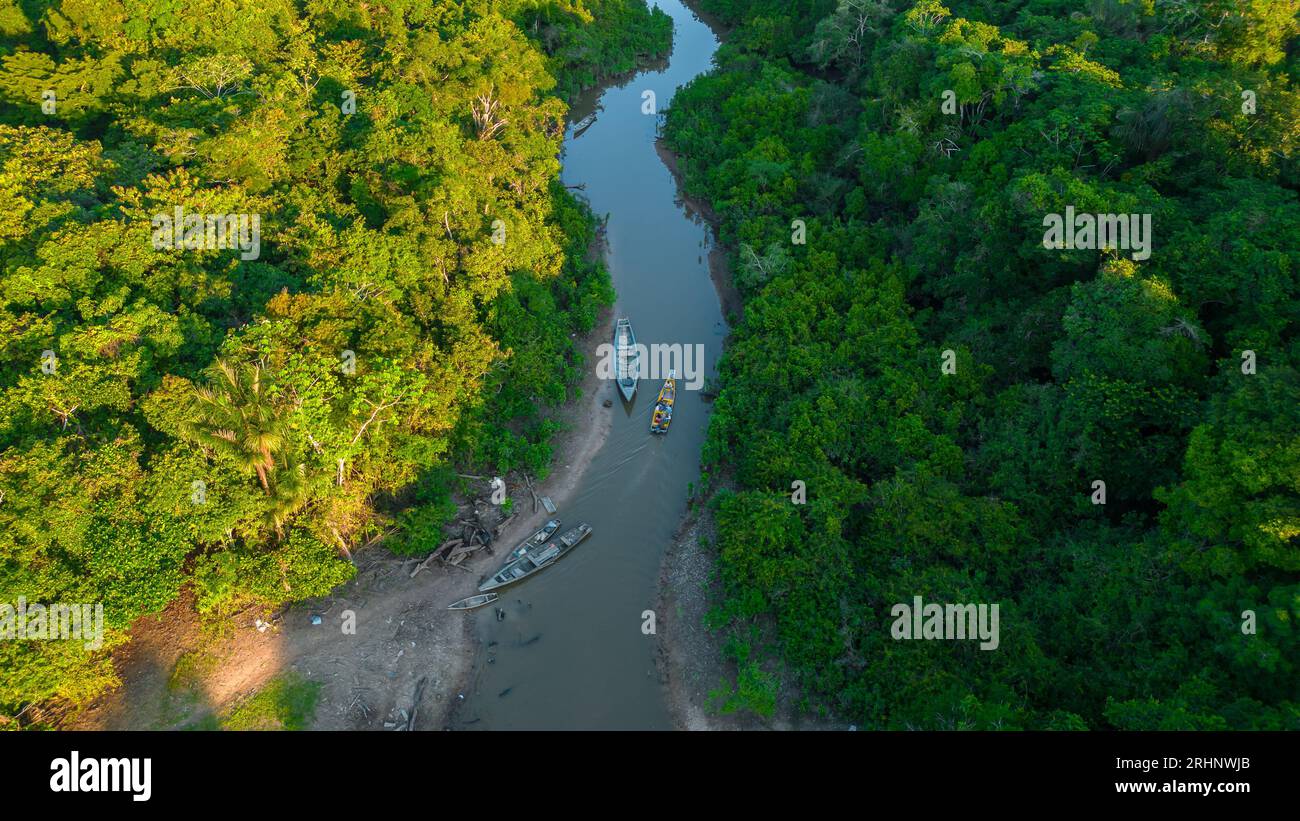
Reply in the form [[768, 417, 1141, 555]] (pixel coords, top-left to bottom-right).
[[454, 0, 724, 729]]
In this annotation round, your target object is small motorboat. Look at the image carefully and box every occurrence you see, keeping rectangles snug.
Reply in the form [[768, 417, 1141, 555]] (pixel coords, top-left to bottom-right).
[[650, 370, 676, 434], [479, 523, 593, 592], [447, 593, 498, 611], [614, 317, 639, 401]]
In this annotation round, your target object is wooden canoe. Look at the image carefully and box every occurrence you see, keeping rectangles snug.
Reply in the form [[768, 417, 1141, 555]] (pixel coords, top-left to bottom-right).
[[447, 592, 499, 610], [479, 523, 593, 592], [614, 317, 639, 401]]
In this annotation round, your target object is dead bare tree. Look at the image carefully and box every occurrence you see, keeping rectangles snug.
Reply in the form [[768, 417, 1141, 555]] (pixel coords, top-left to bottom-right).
[[163, 54, 254, 99], [470, 91, 508, 140]]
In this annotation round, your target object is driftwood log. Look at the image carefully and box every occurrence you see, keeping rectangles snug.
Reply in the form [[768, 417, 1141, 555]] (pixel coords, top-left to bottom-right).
[[522, 472, 541, 513], [409, 538, 464, 578], [406, 676, 427, 731]]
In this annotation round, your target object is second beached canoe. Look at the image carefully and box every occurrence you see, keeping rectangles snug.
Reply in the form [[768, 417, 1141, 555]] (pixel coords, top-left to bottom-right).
[[502, 518, 561, 562]]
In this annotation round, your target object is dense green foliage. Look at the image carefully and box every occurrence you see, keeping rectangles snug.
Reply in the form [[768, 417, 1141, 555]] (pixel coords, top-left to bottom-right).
[[219, 672, 320, 731], [667, 0, 1299, 727], [0, 0, 669, 719]]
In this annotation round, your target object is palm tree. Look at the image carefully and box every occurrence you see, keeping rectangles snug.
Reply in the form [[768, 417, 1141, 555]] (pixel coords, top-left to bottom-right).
[[186, 360, 286, 494], [263, 454, 313, 538]]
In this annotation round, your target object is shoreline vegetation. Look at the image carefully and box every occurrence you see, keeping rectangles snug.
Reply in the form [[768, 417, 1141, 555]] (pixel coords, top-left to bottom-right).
[[659, 0, 1299, 729], [1, 0, 671, 729]]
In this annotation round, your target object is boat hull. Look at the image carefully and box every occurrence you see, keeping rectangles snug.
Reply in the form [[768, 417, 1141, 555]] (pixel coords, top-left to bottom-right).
[[614, 317, 639, 401], [479, 523, 593, 592], [650, 373, 676, 434], [447, 593, 498, 610]]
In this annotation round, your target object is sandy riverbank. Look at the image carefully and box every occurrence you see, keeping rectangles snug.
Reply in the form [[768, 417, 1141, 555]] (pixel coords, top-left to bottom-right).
[[70, 308, 618, 732]]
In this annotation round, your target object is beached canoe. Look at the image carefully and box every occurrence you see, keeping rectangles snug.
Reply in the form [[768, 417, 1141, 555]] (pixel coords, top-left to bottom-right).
[[478, 523, 593, 592], [650, 369, 676, 434], [614, 317, 639, 401], [447, 592, 498, 610], [499, 518, 561, 562]]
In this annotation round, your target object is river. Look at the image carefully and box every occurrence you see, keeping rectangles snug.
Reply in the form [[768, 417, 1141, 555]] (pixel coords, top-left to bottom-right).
[[455, 0, 724, 730]]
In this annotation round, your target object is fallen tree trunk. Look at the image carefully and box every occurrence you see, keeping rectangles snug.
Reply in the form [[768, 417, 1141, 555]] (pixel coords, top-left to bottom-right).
[[409, 538, 463, 578]]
